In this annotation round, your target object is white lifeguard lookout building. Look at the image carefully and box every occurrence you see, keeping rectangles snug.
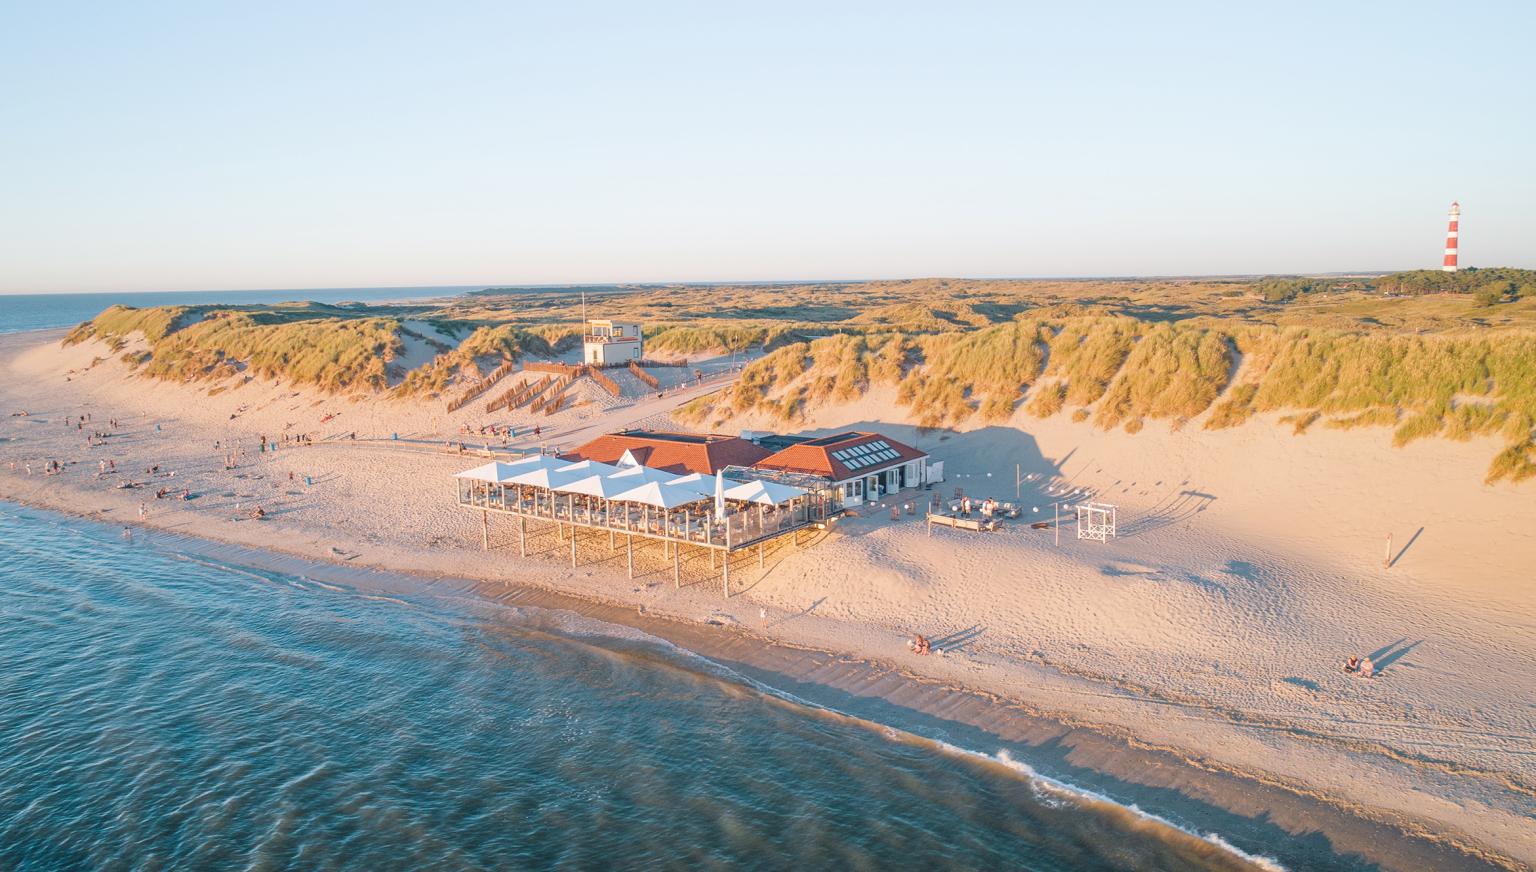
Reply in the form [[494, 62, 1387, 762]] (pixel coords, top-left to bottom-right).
[[583, 319, 643, 365]]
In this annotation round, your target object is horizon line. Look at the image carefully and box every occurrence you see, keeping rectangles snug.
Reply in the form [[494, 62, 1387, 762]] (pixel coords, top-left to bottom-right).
[[1, 269, 1445, 297]]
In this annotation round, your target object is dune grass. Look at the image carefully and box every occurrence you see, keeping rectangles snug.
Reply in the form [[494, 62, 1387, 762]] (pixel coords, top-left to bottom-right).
[[60, 278, 1536, 484], [901, 320, 1048, 425], [66, 304, 193, 347], [137, 311, 405, 391], [1093, 325, 1231, 431], [1027, 382, 1067, 418], [1204, 384, 1259, 430], [1042, 316, 1140, 406], [1486, 439, 1536, 483]]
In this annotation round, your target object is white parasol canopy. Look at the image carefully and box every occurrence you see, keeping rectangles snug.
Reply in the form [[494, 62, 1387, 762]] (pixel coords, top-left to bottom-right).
[[724, 479, 807, 506]]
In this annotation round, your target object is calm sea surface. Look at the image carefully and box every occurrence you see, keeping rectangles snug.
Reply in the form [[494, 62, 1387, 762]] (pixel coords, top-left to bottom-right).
[[0, 503, 1280, 871], [0, 287, 480, 334]]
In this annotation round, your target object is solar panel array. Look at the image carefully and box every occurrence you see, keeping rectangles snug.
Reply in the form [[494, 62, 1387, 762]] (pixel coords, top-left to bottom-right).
[[829, 440, 903, 471]]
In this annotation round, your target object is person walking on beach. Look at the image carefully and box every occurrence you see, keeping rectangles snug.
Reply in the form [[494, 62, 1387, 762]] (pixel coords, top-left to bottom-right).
[[138, 502, 147, 521]]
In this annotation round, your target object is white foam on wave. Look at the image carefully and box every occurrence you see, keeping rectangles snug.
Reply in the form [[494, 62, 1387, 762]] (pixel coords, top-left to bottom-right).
[[473, 603, 1289, 871], [937, 744, 1288, 872]]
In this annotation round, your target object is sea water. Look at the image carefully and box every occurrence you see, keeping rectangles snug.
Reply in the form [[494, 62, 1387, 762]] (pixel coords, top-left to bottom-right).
[[0, 504, 1284, 871]]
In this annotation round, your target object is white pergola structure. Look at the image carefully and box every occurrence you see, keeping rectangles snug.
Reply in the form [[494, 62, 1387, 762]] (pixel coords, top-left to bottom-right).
[[454, 452, 829, 597], [1076, 502, 1118, 542]]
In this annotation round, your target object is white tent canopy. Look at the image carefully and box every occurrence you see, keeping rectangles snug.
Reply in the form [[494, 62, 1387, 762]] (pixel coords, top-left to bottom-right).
[[555, 473, 637, 499], [453, 461, 522, 483], [503, 466, 583, 490], [668, 472, 723, 497], [606, 464, 675, 485], [556, 459, 623, 478], [611, 480, 710, 509], [724, 479, 807, 506]]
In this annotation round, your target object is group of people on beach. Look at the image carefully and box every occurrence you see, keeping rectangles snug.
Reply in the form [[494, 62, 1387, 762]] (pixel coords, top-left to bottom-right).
[[463, 423, 519, 441], [1343, 655, 1378, 679], [908, 634, 933, 656], [957, 496, 1000, 518]]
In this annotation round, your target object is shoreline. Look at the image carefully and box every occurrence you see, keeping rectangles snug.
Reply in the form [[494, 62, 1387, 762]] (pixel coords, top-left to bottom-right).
[[1, 325, 1531, 871], [0, 496, 1510, 872]]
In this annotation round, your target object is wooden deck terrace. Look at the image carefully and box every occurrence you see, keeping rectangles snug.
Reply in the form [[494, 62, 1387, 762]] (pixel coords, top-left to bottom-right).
[[456, 481, 827, 597]]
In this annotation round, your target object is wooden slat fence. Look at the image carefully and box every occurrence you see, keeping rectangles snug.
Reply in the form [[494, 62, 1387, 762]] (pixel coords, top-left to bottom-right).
[[590, 368, 622, 396], [628, 360, 659, 389], [446, 358, 516, 412]]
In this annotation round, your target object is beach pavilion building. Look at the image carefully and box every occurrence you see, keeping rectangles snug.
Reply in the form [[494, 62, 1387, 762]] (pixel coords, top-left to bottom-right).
[[560, 430, 770, 475], [453, 449, 827, 597], [751, 431, 929, 510]]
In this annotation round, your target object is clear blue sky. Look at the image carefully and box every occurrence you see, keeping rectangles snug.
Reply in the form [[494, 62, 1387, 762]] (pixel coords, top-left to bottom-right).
[[2, 1, 1532, 293]]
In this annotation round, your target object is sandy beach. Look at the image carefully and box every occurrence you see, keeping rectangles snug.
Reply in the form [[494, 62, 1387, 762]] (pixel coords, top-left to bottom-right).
[[2, 327, 1533, 871]]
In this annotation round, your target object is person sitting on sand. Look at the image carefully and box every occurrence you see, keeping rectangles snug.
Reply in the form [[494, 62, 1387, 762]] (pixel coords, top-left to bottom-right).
[[909, 634, 931, 655], [1344, 655, 1360, 673], [1360, 657, 1375, 678], [251, 506, 266, 520]]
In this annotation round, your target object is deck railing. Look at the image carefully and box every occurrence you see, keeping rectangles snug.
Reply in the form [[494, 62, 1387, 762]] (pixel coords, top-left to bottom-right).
[[456, 481, 823, 551]]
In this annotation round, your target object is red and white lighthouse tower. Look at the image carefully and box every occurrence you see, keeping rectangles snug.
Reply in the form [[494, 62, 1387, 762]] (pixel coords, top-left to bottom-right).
[[1442, 201, 1460, 272]]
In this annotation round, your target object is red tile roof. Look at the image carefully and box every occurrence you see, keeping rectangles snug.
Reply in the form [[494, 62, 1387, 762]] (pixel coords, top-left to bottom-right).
[[563, 432, 770, 475], [752, 432, 926, 482]]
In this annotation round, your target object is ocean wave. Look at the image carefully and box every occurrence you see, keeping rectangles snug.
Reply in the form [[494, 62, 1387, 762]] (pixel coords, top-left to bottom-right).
[[525, 606, 1287, 871]]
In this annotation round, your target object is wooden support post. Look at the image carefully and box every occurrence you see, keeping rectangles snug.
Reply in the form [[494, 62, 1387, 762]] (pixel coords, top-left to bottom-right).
[[570, 527, 577, 567], [609, 528, 614, 551], [627, 534, 634, 578], [481, 510, 489, 550], [673, 544, 680, 588], [722, 550, 730, 599], [1054, 502, 1060, 547], [1384, 533, 1392, 568], [519, 516, 527, 557]]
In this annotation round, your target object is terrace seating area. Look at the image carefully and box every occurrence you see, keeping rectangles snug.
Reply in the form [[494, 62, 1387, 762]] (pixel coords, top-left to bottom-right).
[[455, 452, 828, 596]]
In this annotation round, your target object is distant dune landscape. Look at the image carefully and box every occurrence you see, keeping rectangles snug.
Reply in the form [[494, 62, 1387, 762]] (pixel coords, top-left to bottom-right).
[[58, 272, 1536, 483], [2, 273, 1534, 869]]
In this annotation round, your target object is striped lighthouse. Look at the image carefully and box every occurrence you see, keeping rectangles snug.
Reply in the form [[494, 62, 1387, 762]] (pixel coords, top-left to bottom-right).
[[1442, 201, 1460, 272]]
